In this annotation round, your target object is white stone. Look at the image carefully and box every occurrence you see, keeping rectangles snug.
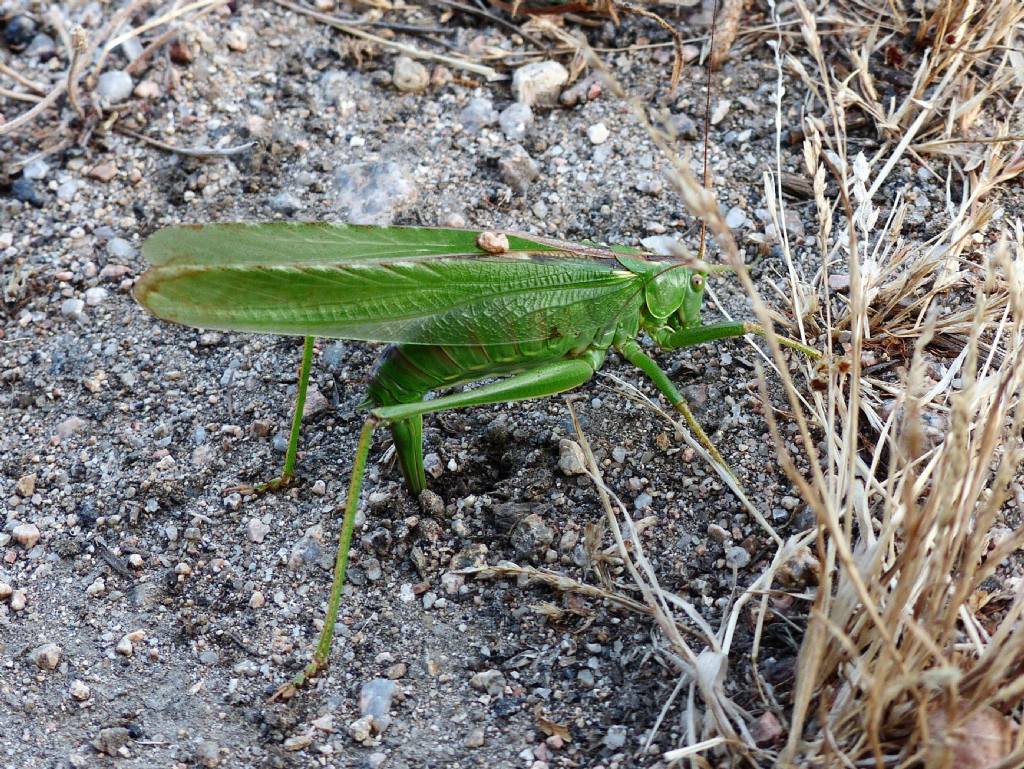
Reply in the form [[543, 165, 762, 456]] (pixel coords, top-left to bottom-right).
[[12, 523, 40, 548], [512, 61, 569, 107], [392, 56, 428, 92], [96, 70, 133, 103], [587, 122, 609, 145]]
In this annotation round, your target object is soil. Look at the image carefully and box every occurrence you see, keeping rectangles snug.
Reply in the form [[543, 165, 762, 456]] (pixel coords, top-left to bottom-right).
[[0, 4, 907, 768]]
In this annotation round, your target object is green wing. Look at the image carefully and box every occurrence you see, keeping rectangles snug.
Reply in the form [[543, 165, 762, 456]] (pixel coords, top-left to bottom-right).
[[135, 223, 649, 346]]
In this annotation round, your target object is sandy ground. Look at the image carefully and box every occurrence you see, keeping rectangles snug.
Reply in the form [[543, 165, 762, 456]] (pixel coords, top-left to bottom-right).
[[0, 4, 901, 767]]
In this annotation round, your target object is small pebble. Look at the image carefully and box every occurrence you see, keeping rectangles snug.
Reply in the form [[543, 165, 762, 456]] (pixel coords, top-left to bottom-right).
[[587, 122, 609, 145], [751, 711, 784, 746], [133, 79, 160, 99], [22, 159, 49, 180], [195, 740, 221, 767], [334, 160, 418, 226], [558, 439, 587, 476], [392, 56, 429, 92], [423, 452, 443, 479], [498, 147, 539, 195], [61, 298, 85, 320], [670, 113, 698, 140], [725, 206, 747, 229], [269, 191, 301, 216], [725, 546, 751, 570], [96, 70, 134, 103], [12, 523, 40, 549], [603, 725, 627, 750], [116, 635, 134, 656], [25, 33, 55, 59], [464, 728, 485, 748], [419, 489, 444, 517], [107, 237, 136, 259], [11, 590, 27, 611], [440, 572, 464, 594], [70, 680, 91, 701], [460, 97, 498, 132], [93, 727, 130, 756], [828, 274, 851, 291], [84, 287, 108, 306], [247, 518, 270, 543], [469, 669, 506, 696], [57, 180, 78, 201], [86, 577, 105, 597], [0, 582, 11, 600], [577, 669, 595, 689], [634, 493, 653, 511], [225, 27, 248, 52], [348, 715, 374, 742], [12, 177, 44, 207], [87, 161, 118, 183], [611, 446, 627, 464], [282, 734, 312, 751], [359, 678, 396, 720], [4, 16, 36, 51], [711, 99, 731, 125], [512, 61, 568, 107], [498, 102, 533, 140], [707, 523, 730, 543], [249, 591, 265, 609], [510, 514, 554, 560], [30, 643, 62, 670]]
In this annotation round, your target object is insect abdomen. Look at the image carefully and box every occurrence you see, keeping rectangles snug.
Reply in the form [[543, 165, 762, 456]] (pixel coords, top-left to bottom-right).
[[366, 335, 581, 408]]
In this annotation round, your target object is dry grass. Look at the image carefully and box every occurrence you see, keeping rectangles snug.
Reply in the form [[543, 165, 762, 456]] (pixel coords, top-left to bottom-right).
[[555, 1, 1024, 767]]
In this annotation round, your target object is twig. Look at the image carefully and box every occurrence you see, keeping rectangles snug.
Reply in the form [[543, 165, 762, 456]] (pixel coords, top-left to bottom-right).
[[116, 126, 257, 158], [0, 86, 42, 103], [67, 28, 89, 120], [272, 0, 505, 81], [125, 26, 180, 76], [0, 81, 68, 136], [93, 0, 154, 78], [99, 0, 228, 75], [0, 60, 48, 94]]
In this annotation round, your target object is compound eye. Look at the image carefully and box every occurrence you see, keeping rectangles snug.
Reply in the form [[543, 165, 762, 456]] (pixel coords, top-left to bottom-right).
[[690, 273, 704, 290]]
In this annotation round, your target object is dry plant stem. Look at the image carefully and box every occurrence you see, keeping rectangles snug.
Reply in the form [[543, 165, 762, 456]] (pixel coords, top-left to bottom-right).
[[97, 0, 227, 75], [0, 59, 48, 93], [67, 28, 88, 120], [709, 0, 742, 68], [0, 82, 68, 136], [115, 126, 256, 158], [272, 0, 504, 81], [124, 0, 229, 78], [0, 86, 41, 103], [91, 0, 154, 79]]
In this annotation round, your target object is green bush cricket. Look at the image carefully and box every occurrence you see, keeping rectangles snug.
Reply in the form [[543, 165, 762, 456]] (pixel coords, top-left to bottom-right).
[[134, 222, 818, 697]]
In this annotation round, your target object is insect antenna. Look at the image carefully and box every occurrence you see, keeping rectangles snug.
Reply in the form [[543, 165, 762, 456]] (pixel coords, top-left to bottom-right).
[[697, 0, 721, 265]]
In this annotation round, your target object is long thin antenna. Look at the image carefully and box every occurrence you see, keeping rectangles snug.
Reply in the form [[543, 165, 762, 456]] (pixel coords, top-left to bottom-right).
[[697, 0, 720, 263]]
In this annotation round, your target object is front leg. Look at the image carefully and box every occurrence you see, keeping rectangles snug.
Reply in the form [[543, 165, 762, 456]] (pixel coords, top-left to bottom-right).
[[616, 338, 733, 475], [651, 321, 820, 359]]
